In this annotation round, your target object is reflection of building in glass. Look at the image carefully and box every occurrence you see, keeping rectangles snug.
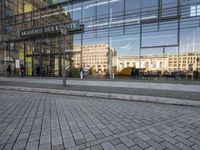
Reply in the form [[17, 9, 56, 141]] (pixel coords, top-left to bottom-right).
[[0, 50, 4, 74], [0, 1, 73, 77], [117, 52, 200, 73], [72, 44, 116, 75], [168, 53, 200, 72], [1, 0, 200, 79], [190, 4, 200, 17], [117, 55, 168, 73]]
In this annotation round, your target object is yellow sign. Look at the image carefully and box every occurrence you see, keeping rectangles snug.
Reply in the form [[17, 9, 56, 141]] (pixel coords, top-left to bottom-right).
[[27, 49, 32, 55], [25, 57, 32, 76], [19, 49, 24, 60], [17, 0, 23, 14], [55, 58, 59, 76], [24, 2, 32, 13]]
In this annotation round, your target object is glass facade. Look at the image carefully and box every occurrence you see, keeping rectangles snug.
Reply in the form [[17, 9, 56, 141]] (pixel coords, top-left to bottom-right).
[[0, 0, 200, 79]]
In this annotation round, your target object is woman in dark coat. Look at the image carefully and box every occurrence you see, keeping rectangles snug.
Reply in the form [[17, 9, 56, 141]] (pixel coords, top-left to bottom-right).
[[6, 65, 12, 77]]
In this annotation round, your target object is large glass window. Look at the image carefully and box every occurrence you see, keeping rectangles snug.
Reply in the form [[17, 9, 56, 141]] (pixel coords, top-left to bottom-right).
[[141, 0, 158, 21], [180, 27, 200, 75], [141, 21, 178, 47], [125, 0, 140, 26], [83, 0, 94, 22], [70, 3, 82, 21], [110, 33, 140, 77], [162, 0, 178, 17], [1, 0, 200, 80], [141, 47, 179, 77], [125, 0, 140, 14], [110, 0, 124, 18], [180, 28, 200, 54], [97, 0, 108, 20], [190, 4, 200, 16], [83, 36, 109, 77]]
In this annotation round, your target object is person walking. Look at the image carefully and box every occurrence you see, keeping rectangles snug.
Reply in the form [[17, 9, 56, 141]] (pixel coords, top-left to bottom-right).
[[20, 64, 25, 77]]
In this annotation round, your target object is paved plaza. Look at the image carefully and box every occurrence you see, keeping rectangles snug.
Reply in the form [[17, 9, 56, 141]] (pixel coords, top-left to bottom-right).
[[0, 90, 200, 150]]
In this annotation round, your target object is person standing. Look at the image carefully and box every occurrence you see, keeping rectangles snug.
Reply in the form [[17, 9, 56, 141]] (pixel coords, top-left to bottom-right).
[[20, 64, 25, 77], [36, 66, 40, 76], [131, 67, 135, 79], [6, 65, 12, 77]]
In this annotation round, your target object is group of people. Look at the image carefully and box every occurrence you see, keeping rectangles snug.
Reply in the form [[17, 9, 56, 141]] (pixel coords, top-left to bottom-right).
[[6, 64, 25, 77]]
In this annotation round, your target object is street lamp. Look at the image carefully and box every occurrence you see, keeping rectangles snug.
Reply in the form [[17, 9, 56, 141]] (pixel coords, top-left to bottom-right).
[[197, 57, 199, 80], [60, 25, 69, 86], [162, 47, 166, 76]]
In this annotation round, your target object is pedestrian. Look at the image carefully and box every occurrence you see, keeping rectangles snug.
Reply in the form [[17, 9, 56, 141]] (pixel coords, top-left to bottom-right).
[[131, 67, 135, 79], [36, 66, 40, 76], [20, 64, 25, 77], [6, 65, 12, 77], [80, 67, 84, 79]]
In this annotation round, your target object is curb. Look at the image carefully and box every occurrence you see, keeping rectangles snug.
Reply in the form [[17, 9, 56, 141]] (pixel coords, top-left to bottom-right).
[[0, 85, 200, 107]]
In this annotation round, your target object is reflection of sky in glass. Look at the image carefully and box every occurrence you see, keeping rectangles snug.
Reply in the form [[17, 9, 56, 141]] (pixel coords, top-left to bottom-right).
[[63, 0, 200, 57], [142, 30, 178, 47], [83, 37, 108, 47], [141, 47, 178, 56], [111, 35, 140, 56], [97, 0, 108, 19], [180, 28, 200, 53]]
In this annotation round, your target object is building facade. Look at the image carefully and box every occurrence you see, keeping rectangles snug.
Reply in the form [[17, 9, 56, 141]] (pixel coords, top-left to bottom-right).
[[72, 44, 116, 75], [117, 55, 168, 73], [117, 52, 200, 74], [0, 0, 200, 79]]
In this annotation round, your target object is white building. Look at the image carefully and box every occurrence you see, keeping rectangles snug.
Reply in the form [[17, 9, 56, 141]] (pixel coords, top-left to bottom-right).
[[117, 52, 200, 73], [117, 55, 168, 74]]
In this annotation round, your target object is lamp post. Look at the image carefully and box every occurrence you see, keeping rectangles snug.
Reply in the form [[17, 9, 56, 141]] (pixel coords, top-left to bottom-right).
[[162, 47, 166, 77], [197, 57, 199, 80], [60, 25, 69, 86]]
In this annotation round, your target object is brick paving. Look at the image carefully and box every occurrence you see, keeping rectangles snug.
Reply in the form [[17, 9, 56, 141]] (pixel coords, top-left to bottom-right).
[[0, 90, 200, 150]]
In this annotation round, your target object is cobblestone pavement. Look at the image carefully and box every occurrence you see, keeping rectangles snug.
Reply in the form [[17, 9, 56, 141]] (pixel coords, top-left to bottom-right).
[[0, 90, 200, 150]]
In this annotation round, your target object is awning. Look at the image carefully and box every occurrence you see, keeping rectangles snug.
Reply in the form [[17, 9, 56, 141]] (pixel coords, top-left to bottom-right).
[[1, 56, 15, 63]]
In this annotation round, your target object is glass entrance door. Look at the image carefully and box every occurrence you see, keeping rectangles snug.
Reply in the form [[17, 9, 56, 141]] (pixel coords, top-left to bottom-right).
[[41, 52, 55, 77], [25, 36, 59, 77], [32, 51, 56, 77]]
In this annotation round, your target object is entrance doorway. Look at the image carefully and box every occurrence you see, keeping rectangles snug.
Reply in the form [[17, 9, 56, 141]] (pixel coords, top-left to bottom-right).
[[25, 37, 60, 77], [32, 53, 55, 77]]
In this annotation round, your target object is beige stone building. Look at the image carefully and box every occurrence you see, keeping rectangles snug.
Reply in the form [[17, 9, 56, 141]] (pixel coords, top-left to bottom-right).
[[168, 53, 200, 72], [117, 52, 200, 73], [71, 43, 116, 75], [71, 44, 200, 75], [117, 55, 168, 74]]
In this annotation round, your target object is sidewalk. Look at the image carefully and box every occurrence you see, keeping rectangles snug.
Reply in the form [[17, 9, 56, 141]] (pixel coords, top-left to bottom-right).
[[0, 77, 200, 106], [1, 89, 200, 150]]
